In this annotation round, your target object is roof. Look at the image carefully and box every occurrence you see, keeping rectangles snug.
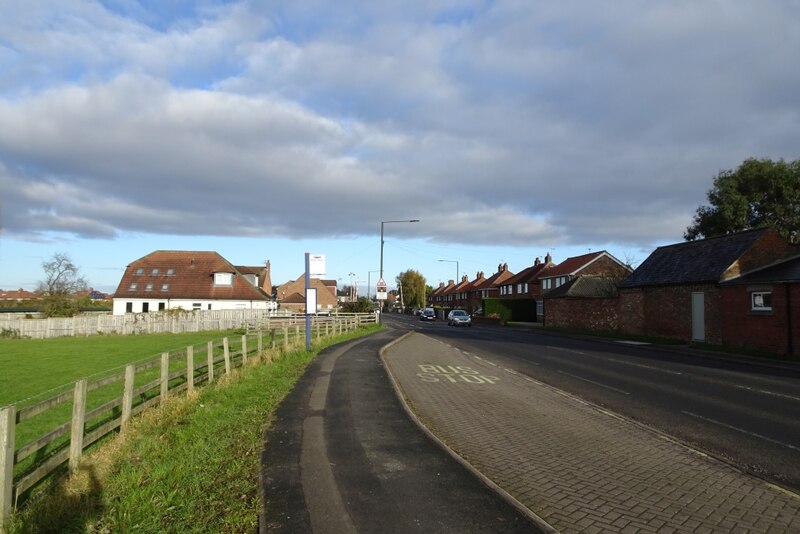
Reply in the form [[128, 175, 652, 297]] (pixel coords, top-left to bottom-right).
[[502, 261, 553, 285], [545, 276, 620, 299], [475, 264, 515, 290], [113, 250, 269, 301], [621, 229, 770, 288], [541, 251, 616, 278], [722, 254, 800, 285]]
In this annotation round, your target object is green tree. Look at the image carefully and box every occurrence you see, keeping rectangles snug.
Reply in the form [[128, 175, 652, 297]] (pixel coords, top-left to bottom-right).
[[340, 297, 374, 313], [37, 252, 88, 317], [685, 157, 800, 244], [396, 269, 427, 309]]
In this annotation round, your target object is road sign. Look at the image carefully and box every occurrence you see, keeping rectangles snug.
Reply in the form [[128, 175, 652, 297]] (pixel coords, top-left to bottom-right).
[[376, 278, 388, 300]]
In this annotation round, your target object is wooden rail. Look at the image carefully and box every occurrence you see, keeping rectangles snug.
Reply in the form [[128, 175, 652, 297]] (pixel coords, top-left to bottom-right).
[[0, 313, 376, 526]]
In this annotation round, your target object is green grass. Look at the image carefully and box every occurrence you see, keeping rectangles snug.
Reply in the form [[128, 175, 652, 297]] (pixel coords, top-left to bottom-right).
[[0, 331, 253, 408], [6, 325, 381, 533]]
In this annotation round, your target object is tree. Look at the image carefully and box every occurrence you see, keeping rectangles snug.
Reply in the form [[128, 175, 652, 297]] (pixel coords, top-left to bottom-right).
[[396, 269, 427, 309], [685, 157, 800, 244], [37, 253, 88, 317]]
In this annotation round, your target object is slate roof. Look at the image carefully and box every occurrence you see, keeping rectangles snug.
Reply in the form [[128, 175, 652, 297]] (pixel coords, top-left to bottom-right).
[[621, 229, 769, 288], [113, 250, 269, 301], [545, 276, 620, 299], [721, 254, 800, 285]]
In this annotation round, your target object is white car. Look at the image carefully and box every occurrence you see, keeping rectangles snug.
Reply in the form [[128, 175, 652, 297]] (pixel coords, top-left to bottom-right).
[[447, 310, 471, 327]]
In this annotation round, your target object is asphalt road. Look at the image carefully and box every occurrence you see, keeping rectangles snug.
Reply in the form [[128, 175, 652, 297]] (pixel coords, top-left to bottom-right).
[[260, 329, 537, 533], [385, 313, 800, 492]]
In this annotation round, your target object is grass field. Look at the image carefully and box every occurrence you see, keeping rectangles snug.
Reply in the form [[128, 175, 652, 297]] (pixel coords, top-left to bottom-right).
[[0, 331, 251, 408], [6, 325, 382, 533]]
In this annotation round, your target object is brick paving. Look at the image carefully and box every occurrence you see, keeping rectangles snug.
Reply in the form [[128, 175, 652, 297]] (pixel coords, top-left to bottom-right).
[[382, 333, 800, 533]]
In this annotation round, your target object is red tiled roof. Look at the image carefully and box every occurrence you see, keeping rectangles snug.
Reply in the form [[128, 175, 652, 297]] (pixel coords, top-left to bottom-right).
[[113, 250, 269, 301], [501, 262, 553, 286], [475, 265, 515, 290], [541, 251, 609, 278]]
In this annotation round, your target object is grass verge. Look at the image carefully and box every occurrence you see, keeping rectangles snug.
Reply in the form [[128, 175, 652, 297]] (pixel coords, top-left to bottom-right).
[[5, 324, 381, 534]]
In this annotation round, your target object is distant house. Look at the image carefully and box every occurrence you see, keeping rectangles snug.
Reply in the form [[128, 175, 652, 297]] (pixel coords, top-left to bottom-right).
[[544, 275, 622, 331], [497, 254, 555, 320], [0, 288, 40, 302], [540, 251, 631, 294], [619, 228, 795, 344], [276, 274, 338, 313], [112, 251, 274, 315]]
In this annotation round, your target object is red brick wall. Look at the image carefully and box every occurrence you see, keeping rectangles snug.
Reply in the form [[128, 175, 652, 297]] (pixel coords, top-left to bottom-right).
[[546, 297, 620, 331], [725, 230, 795, 280], [619, 284, 721, 343], [721, 283, 799, 356]]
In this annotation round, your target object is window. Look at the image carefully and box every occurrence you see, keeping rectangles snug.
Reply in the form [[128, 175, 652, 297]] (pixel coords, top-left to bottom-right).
[[128, 283, 138, 291], [192, 302, 202, 310], [161, 284, 170, 291], [542, 279, 552, 290], [145, 283, 154, 292], [166, 268, 176, 276], [158, 302, 166, 311], [135, 268, 144, 276], [536, 300, 543, 317], [151, 268, 160, 276], [142, 302, 149, 312], [214, 272, 234, 286], [751, 291, 772, 311], [126, 302, 133, 313]]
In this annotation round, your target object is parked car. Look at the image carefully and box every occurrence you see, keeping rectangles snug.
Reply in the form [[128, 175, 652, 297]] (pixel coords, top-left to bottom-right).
[[419, 308, 436, 321], [447, 309, 471, 327]]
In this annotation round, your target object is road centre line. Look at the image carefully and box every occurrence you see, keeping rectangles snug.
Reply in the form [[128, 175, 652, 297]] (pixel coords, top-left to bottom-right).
[[682, 411, 800, 453], [734, 384, 800, 403], [548, 346, 586, 355], [557, 370, 630, 395], [604, 357, 683, 375]]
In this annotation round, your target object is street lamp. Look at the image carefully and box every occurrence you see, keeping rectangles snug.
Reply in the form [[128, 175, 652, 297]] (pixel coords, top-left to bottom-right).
[[379, 219, 420, 285], [367, 270, 380, 300], [438, 259, 459, 282]]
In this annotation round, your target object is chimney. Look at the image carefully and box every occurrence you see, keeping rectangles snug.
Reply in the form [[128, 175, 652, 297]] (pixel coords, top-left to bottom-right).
[[462, 274, 468, 283], [262, 260, 272, 292], [534, 257, 541, 266], [545, 252, 552, 264], [503, 262, 508, 271]]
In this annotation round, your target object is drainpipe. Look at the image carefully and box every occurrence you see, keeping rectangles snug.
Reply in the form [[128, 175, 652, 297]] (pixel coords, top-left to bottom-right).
[[787, 283, 794, 356]]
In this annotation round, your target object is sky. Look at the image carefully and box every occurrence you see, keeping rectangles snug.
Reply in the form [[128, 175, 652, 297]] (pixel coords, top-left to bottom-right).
[[1, 1, 799, 295]]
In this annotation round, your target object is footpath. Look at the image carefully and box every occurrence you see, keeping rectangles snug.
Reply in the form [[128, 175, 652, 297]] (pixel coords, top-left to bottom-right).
[[382, 332, 800, 534]]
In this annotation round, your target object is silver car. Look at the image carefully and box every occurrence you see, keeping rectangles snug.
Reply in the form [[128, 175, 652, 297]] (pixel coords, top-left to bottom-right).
[[447, 309, 471, 327]]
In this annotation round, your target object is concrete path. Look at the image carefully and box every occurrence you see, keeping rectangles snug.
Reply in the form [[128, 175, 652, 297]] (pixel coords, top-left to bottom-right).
[[382, 332, 800, 533]]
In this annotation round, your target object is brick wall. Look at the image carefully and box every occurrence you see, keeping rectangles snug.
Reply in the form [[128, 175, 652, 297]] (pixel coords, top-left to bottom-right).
[[725, 229, 796, 280], [721, 283, 799, 356], [546, 297, 620, 331], [619, 284, 721, 343]]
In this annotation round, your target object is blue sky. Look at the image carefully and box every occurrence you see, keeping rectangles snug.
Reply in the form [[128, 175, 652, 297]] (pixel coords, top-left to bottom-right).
[[1, 1, 799, 294]]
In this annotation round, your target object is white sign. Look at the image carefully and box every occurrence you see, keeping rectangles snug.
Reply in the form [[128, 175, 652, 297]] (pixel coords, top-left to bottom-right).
[[309, 254, 326, 278], [305, 287, 318, 314], [376, 277, 388, 301]]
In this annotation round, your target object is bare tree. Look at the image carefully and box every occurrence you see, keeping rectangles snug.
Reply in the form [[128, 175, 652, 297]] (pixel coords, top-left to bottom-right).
[[37, 253, 88, 317]]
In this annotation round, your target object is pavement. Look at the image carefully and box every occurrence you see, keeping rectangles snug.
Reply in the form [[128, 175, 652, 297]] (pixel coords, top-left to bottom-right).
[[261, 327, 800, 533]]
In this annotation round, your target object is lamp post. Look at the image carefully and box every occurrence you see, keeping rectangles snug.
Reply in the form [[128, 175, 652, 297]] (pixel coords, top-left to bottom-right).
[[367, 270, 379, 300], [438, 259, 459, 282], [379, 219, 420, 285]]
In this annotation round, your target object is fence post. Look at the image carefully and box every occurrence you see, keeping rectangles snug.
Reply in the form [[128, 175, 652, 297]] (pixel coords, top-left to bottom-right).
[[282, 327, 289, 352], [69, 379, 87, 472], [187, 346, 194, 393], [121, 365, 135, 429], [0, 405, 15, 528], [241, 335, 248, 365], [207, 341, 214, 384], [160, 353, 169, 401], [258, 332, 263, 360], [223, 337, 231, 375]]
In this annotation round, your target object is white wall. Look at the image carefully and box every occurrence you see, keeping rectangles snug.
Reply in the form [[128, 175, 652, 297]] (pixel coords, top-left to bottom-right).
[[112, 298, 276, 315]]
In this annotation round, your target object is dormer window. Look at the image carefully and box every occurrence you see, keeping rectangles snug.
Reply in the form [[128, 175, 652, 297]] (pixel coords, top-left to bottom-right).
[[151, 268, 159, 276], [128, 283, 138, 291], [135, 268, 144, 276], [214, 272, 234, 286], [145, 283, 154, 292], [166, 268, 176, 276]]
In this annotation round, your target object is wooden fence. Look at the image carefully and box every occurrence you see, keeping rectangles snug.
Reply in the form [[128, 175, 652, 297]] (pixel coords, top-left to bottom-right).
[[0, 314, 376, 526], [0, 309, 373, 340]]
